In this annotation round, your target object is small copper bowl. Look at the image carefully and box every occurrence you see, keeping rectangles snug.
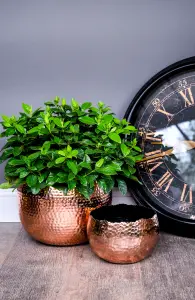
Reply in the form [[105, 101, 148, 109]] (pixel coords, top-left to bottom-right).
[[87, 204, 159, 263]]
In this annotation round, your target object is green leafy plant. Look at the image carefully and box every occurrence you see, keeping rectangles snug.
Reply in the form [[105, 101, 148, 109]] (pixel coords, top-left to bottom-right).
[[0, 97, 143, 198]]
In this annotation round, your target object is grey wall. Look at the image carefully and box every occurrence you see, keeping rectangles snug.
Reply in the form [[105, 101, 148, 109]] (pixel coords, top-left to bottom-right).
[[1, 0, 195, 182]]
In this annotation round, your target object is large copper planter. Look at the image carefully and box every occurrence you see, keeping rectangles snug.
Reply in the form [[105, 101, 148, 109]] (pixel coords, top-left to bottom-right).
[[87, 204, 159, 263], [18, 186, 111, 246]]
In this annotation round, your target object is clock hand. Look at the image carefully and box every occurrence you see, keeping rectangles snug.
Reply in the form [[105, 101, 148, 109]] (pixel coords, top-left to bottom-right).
[[181, 140, 195, 151], [139, 148, 173, 162], [139, 140, 195, 163]]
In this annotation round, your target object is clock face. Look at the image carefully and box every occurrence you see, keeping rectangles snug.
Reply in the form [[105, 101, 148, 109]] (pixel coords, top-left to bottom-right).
[[125, 57, 195, 224]]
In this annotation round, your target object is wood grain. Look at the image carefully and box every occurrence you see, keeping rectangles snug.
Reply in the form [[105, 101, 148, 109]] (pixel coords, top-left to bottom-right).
[[0, 224, 195, 300], [0, 223, 21, 267]]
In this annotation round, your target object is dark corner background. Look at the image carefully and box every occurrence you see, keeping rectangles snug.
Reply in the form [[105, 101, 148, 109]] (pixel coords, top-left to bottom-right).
[[0, 0, 195, 182]]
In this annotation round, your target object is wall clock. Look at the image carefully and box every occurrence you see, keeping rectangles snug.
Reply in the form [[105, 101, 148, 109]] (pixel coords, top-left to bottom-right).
[[125, 57, 195, 236]]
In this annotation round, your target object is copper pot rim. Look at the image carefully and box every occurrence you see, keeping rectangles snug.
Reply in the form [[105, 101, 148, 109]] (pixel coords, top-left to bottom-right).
[[17, 185, 111, 198], [89, 204, 158, 224]]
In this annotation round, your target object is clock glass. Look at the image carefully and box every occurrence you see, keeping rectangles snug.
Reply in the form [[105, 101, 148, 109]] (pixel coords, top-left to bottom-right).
[[125, 57, 195, 226]]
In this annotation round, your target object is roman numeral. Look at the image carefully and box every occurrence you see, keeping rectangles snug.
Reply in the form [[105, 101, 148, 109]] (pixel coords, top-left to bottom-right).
[[147, 158, 163, 173], [180, 184, 193, 204], [156, 106, 173, 122], [179, 87, 194, 107], [146, 132, 161, 142], [145, 132, 162, 142], [144, 150, 162, 172], [156, 171, 174, 192], [152, 98, 173, 121], [145, 149, 161, 157]]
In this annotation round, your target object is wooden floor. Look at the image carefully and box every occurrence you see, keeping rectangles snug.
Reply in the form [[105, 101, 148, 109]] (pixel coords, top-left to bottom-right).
[[0, 223, 195, 300]]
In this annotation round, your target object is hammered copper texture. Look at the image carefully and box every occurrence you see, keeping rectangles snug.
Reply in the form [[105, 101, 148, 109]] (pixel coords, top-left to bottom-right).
[[18, 186, 111, 246], [87, 208, 159, 264]]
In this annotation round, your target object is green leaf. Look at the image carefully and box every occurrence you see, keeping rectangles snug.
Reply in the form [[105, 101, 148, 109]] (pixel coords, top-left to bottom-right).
[[64, 121, 70, 128], [111, 161, 122, 171], [79, 116, 96, 125], [79, 162, 91, 169], [54, 96, 60, 105], [90, 107, 99, 113], [67, 160, 78, 175], [78, 175, 87, 186], [130, 175, 142, 185], [38, 172, 48, 183], [77, 186, 90, 199], [104, 177, 115, 192], [103, 114, 113, 124], [77, 149, 85, 159], [13, 147, 22, 157], [117, 179, 127, 195], [97, 179, 107, 193], [55, 157, 66, 164], [121, 143, 130, 157], [26, 174, 38, 187], [122, 119, 128, 125], [22, 103, 32, 115], [28, 126, 40, 134], [108, 133, 121, 144], [128, 166, 136, 174], [58, 150, 66, 156], [87, 175, 98, 188], [81, 102, 92, 110], [47, 161, 55, 168], [122, 167, 131, 177], [28, 152, 40, 161], [68, 180, 76, 190], [96, 165, 117, 176], [68, 172, 75, 181], [40, 128, 49, 135], [19, 170, 30, 178], [97, 124, 106, 132], [110, 127, 116, 133], [46, 173, 58, 185], [70, 125, 75, 133], [34, 160, 45, 171], [53, 118, 63, 128], [67, 145, 72, 152], [5, 128, 15, 136], [8, 159, 24, 166], [61, 98, 66, 106], [1, 115, 10, 123], [133, 154, 143, 161], [31, 186, 41, 195], [44, 101, 55, 106], [41, 141, 51, 154], [84, 154, 91, 163], [44, 113, 49, 124], [114, 118, 120, 124], [21, 156, 30, 167], [71, 98, 79, 110], [98, 101, 104, 108], [15, 124, 26, 134], [95, 158, 104, 168], [0, 182, 13, 189], [0, 149, 13, 163], [133, 145, 142, 152], [125, 125, 137, 131], [71, 150, 78, 157], [74, 124, 79, 133], [3, 122, 11, 128]]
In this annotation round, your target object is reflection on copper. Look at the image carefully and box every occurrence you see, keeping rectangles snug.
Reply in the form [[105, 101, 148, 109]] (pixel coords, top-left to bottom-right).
[[87, 205, 159, 264], [18, 185, 111, 246]]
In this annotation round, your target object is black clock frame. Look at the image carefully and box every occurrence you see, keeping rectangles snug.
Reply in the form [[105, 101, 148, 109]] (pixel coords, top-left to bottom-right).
[[124, 56, 195, 236]]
